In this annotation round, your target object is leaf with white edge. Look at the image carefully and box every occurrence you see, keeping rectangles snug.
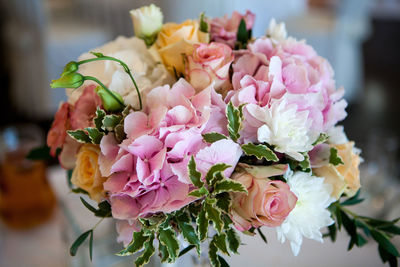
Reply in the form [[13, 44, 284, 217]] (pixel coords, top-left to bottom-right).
[[67, 130, 91, 143], [94, 107, 106, 130], [70, 230, 92, 256], [197, 206, 208, 241], [85, 127, 104, 144], [102, 114, 123, 131], [226, 102, 243, 142], [159, 243, 170, 263], [116, 230, 150, 256], [189, 186, 209, 197], [329, 147, 344, 166], [179, 221, 201, 255], [205, 163, 231, 186], [158, 228, 180, 262], [214, 179, 247, 195], [203, 132, 228, 143], [114, 123, 126, 143], [209, 241, 220, 267], [298, 153, 311, 171], [213, 233, 229, 255], [135, 235, 155, 267], [218, 255, 230, 267], [216, 193, 231, 212], [241, 143, 278, 162], [226, 228, 240, 254], [188, 156, 203, 188], [312, 133, 328, 146], [205, 201, 223, 234]]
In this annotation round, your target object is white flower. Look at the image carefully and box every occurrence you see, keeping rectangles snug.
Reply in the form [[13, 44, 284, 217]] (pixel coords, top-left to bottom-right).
[[67, 36, 175, 109], [130, 4, 163, 45], [327, 125, 348, 145], [267, 18, 287, 43], [246, 98, 316, 161], [276, 171, 335, 256]]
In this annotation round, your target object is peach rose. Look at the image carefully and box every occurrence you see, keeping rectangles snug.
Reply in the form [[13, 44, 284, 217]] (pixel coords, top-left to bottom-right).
[[71, 144, 107, 202], [231, 164, 297, 231], [185, 42, 233, 93], [47, 102, 70, 156], [155, 20, 209, 75], [313, 141, 361, 199]]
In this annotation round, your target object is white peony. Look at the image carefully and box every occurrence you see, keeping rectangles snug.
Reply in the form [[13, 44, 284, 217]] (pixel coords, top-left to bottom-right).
[[130, 4, 163, 45], [276, 171, 335, 256], [66, 36, 175, 109], [267, 18, 287, 43], [246, 98, 317, 161]]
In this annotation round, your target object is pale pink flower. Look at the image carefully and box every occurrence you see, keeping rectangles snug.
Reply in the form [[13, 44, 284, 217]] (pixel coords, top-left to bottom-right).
[[47, 102, 70, 156], [70, 85, 102, 130]]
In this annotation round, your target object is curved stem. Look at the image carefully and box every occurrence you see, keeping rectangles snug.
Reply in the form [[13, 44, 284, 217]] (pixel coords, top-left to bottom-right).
[[84, 76, 125, 107], [78, 56, 142, 110]]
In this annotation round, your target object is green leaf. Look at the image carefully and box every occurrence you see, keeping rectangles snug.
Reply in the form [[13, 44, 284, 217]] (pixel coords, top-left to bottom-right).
[[341, 189, 364, 206], [298, 153, 311, 172], [159, 243, 170, 263], [341, 210, 357, 242], [197, 206, 208, 241], [378, 245, 398, 267], [26, 145, 52, 160], [188, 156, 203, 188], [178, 221, 200, 255], [213, 233, 229, 255], [71, 188, 89, 195], [327, 224, 337, 242], [102, 114, 123, 131], [116, 230, 150, 256], [95, 201, 112, 217], [94, 107, 106, 130], [67, 130, 91, 143], [80, 197, 98, 214], [205, 163, 231, 186], [67, 169, 73, 189], [257, 228, 268, 244], [189, 186, 209, 197], [378, 225, 400, 235], [371, 230, 400, 257], [356, 233, 367, 247], [236, 19, 248, 47], [312, 133, 328, 146], [89, 230, 93, 261], [329, 147, 344, 166], [178, 244, 196, 257], [218, 255, 230, 267], [216, 193, 231, 212], [158, 227, 180, 262], [205, 201, 223, 234], [91, 51, 104, 58], [114, 124, 126, 143], [135, 235, 155, 267], [203, 132, 228, 143], [85, 127, 104, 144], [70, 230, 92, 256], [199, 12, 209, 33], [241, 143, 279, 162], [209, 241, 220, 267], [214, 179, 247, 195], [226, 102, 243, 142]]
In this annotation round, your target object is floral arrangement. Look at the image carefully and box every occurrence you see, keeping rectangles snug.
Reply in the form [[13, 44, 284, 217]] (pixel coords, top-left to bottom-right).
[[45, 4, 400, 267]]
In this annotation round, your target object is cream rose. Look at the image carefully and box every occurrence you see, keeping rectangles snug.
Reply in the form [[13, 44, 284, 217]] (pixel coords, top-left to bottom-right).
[[130, 4, 163, 46], [185, 42, 233, 93], [71, 144, 107, 202], [313, 142, 361, 199], [155, 20, 210, 75], [231, 164, 297, 231], [66, 36, 175, 109]]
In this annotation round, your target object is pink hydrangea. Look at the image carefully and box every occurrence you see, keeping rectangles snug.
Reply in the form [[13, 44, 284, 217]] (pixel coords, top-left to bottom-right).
[[210, 10, 255, 48], [100, 79, 242, 221]]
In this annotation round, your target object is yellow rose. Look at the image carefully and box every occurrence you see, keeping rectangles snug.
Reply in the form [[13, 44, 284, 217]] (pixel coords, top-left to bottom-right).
[[313, 142, 361, 199], [155, 20, 209, 75], [71, 144, 107, 202]]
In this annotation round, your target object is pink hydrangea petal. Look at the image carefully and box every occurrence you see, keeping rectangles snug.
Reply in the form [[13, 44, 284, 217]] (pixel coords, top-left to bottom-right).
[[110, 194, 140, 220]]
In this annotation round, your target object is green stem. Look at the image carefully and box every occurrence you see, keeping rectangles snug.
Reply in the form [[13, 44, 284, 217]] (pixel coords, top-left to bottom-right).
[[78, 56, 142, 110], [84, 76, 125, 107]]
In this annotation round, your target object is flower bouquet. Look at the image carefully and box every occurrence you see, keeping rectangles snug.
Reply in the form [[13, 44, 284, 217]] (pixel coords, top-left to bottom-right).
[[46, 4, 400, 267]]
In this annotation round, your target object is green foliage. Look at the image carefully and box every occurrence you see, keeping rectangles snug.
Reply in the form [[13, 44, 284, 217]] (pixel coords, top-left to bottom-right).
[[329, 147, 344, 166], [257, 228, 268, 244], [226, 102, 243, 142], [102, 114, 123, 131], [67, 130, 91, 143], [188, 156, 203, 188], [241, 143, 278, 162], [312, 133, 328, 146], [205, 200, 224, 234], [197, 207, 208, 241], [158, 227, 180, 262], [199, 12, 209, 33], [235, 19, 252, 49], [85, 127, 104, 144], [117, 230, 150, 256], [94, 107, 106, 130], [79, 197, 112, 218], [178, 221, 201, 255], [26, 145, 52, 160], [135, 235, 155, 267], [205, 163, 231, 186], [70, 230, 93, 259], [203, 132, 228, 143], [226, 228, 240, 254], [214, 179, 247, 194]]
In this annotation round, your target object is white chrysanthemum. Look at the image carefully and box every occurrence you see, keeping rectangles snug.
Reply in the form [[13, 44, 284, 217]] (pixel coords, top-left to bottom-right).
[[327, 125, 348, 145], [267, 18, 287, 43], [246, 98, 316, 161], [276, 171, 335, 256]]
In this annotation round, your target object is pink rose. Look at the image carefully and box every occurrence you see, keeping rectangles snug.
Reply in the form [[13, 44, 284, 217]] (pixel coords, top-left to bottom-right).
[[231, 164, 297, 231], [210, 10, 255, 48], [186, 42, 234, 93], [47, 102, 70, 156]]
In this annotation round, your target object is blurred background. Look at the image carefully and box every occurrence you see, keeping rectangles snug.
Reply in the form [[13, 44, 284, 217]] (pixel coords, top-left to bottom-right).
[[0, 0, 399, 266]]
